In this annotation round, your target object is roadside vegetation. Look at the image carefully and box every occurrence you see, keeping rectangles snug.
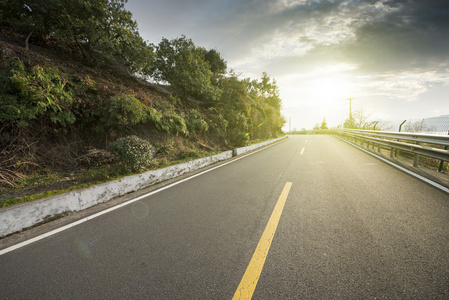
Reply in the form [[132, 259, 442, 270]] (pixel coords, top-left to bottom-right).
[[0, 0, 285, 206]]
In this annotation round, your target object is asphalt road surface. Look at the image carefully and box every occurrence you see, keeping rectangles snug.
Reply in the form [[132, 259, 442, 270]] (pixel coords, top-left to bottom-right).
[[1, 135, 449, 299]]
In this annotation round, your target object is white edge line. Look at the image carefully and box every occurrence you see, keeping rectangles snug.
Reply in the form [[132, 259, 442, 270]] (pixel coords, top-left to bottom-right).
[[0, 141, 283, 256], [338, 137, 449, 194]]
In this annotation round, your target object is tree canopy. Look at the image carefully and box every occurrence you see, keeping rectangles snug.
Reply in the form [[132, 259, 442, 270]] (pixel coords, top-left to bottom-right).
[[320, 118, 328, 130], [219, 72, 284, 143], [153, 35, 221, 103], [0, 0, 155, 75], [0, 1, 285, 144]]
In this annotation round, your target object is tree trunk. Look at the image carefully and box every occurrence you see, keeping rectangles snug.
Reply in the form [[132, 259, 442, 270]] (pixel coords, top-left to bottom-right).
[[72, 33, 89, 61], [25, 32, 33, 50]]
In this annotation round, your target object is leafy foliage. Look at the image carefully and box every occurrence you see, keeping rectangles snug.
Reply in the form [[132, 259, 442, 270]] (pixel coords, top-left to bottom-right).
[[186, 109, 209, 133], [203, 49, 226, 75], [203, 48, 227, 85], [205, 107, 228, 135], [0, 59, 76, 127], [0, 0, 155, 74], [320, 118, 328, 130], [153, 35, 221, 102], [160, 112, 188, 136], [107, 135, 155, 172], [219, 72, 284, 145], [143, 107, 187, 135], [105, 94, 145, 128], [0, 5, 286, 202]]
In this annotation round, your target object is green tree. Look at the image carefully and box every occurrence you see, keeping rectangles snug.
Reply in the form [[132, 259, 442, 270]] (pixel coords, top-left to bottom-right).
[[0, 0, 155, 74], [0, 0, 60, 49], [219, 72, 285, 142], [249, 73, 284, 138], [320, 118, 328, 130], [219, 73, 251, 139], [255, 72, 281, 110], [0, 60, 76, 128], [203, 48, 227, 85], [84, 0, 155, 75], [153, 35, 221, 103]]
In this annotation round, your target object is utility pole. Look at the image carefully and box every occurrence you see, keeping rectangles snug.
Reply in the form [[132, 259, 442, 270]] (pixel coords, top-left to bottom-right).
[[346, 98, 355, 122]]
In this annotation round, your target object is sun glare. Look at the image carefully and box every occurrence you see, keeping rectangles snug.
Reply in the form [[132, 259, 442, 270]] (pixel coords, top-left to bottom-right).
[[299, 64, 358, 106], [295, 71, 360, 126], [314, 77, 343, 101], [308, 75, 353, 107]]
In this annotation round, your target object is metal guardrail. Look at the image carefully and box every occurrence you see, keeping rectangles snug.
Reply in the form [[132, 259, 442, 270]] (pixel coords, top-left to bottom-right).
[[333, 129, 449, 170]]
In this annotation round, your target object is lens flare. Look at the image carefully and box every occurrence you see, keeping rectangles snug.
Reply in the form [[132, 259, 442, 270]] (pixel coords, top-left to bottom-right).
[[76, 236, 101, 259], [131, 201, 149, 219]]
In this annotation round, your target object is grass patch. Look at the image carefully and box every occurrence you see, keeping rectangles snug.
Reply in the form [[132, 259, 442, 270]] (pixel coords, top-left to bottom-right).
[[0, 151, 220, 208], [0, 134, 280, 208]]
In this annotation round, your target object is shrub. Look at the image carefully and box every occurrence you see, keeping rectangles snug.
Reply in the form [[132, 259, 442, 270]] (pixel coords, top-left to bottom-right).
[[232, 133, 249, 147], [0, 60, 76, 127], [142, 107, 187, 135], [108, 94, 146, 126], [167, 95, 181, 106], [107, 136, 155, 172], [186, 109, 208, 133], [143, 106, 163, 128], [206, 107, 228, 133], [161, 112, 188, 135], [96, 93, 146, 135]]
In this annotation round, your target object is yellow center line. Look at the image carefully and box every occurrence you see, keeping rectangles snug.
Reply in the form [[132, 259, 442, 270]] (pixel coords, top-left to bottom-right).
[[232, 182, 293, 300]]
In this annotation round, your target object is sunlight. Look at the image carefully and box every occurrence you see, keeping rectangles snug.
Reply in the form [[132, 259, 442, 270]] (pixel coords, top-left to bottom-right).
[[306, 72, 359, 110], [278, 64, 361, 129], [313, 76, 345, 103], [288, 64, 359, 108]]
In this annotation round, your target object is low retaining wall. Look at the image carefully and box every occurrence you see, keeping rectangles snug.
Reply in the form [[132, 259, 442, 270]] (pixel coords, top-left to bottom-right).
[[232, 136, 286, 156], [0, 136, 286, 237]]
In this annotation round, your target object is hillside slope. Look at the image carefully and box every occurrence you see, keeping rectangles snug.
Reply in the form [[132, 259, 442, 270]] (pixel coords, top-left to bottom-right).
[[0, 27, 284, 205]]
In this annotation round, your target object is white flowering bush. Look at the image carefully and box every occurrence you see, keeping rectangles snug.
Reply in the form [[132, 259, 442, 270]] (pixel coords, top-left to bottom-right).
[[107, 136, 155, 172]]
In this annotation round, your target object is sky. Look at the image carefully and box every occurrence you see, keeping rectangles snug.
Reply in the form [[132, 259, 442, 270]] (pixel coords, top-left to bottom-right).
[[124, 0, 449, 131]]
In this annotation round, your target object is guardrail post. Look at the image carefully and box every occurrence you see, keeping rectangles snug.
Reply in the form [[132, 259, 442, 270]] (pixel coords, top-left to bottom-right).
[[395, 120, 407, 157], [343, 128, 449, 168], [438, 130, 449, 172], [413, 142, 420, 167], [438, 145, 448, 172]]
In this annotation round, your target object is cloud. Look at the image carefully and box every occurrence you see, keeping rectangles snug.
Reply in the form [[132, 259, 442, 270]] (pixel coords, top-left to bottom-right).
[[342, 0, 449, 73], [220, 0, 449, 75], [128, 0, 449, 76], [125, 0, 449, 128]]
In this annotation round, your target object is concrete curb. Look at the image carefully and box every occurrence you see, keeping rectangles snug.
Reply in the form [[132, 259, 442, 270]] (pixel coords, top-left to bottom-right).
[[0, 136, 286, 237], [233, 136, 286, 156]]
